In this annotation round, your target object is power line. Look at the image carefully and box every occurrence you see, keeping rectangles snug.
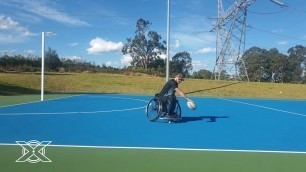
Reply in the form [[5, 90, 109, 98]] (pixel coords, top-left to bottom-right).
[[19, 12, 212, 21], [247, 25, 306, 42], [248, 8, 288, 15]]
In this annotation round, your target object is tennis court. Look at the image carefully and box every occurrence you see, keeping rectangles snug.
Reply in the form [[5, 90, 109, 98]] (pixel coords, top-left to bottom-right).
[[1, 94, 306, 171]]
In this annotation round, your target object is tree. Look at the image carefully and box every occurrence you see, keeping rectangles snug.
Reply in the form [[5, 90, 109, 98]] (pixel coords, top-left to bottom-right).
[[171, 51, 192, 77], [242, 46, 289, 82], [193, 69, 212, 79], [242, 46, 306, 83], [45, 48, 61, 71], [283, 45, 306, 83], [0, 54, 40, 72], [122, 18, 166, 69], [242, 46, 268, 82], [148, 58, 165, 70], [267, 48, 286, 83]]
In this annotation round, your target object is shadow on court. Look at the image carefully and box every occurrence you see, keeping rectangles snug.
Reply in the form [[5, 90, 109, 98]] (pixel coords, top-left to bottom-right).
[[185, 82, 240, 95], [181, 116, 229, 123], [0, 83, 40, 96], [0, 82, 119, 96]]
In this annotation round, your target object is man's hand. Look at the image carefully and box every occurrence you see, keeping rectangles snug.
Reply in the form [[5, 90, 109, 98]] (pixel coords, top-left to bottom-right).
[[187, 98, 194, 102]]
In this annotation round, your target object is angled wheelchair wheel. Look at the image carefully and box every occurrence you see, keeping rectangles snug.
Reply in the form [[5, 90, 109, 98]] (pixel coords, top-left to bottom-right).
[[169, 101, 181, 123], [146, 97, 163, 122], [161, 100, 182, 123], [174, 102, 182, 118]]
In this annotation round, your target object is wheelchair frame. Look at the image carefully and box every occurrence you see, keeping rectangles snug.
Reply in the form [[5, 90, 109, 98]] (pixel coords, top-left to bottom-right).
[[146, 95, 182, 122]]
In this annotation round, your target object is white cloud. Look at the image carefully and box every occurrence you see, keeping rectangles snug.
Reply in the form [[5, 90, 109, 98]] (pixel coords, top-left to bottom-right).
[[87, 37, 124, 54], [271, 29, 283, 33], [105, 61, 112, 66], [160, 53, 167, 59], [195, 47, 216, 54], [121, 54, 132, 67], [172, 40, 180, 48], [62, 55, 82, 61], [192, 60, 209, 67], [0, 0, 89, 26], [277, 41, 288, 45], [0, 15, 18, 30], [23, 50, 35, 57], [69, 42, 79, 47], [170, 31, 216, 57], [0, 15, 36, 43], [171, 18, 215, 50], [192, 60, 213, 71], [0, 49, 17, 56], [105, 61, 120, 67], [172, 32, 204, 47]]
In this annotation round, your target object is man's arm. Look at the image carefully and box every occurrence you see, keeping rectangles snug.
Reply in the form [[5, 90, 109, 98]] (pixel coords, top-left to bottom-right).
[[175, 88, 190, 101]]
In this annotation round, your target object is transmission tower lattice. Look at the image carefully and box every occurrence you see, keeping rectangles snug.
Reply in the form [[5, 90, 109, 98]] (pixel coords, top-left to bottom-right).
[[211, 0, 255, 81]]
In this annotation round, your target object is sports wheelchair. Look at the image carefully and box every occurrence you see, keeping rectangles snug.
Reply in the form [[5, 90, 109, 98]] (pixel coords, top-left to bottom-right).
[[146, 94, 182, 122]]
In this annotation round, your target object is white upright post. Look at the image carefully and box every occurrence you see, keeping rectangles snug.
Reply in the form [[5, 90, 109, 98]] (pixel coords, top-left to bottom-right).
[[41, 32, 45, 101], [166, 0, 170, 82]]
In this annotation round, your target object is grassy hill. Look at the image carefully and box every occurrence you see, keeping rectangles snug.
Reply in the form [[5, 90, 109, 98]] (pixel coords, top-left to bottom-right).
[[0, 72, 305, 100]]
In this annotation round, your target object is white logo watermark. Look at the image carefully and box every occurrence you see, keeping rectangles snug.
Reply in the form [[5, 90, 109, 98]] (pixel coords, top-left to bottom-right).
[[16, 140, 52, 163]]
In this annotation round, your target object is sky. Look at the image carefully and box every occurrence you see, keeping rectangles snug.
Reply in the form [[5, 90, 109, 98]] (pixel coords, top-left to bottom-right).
[[0, 0, 306, 72]]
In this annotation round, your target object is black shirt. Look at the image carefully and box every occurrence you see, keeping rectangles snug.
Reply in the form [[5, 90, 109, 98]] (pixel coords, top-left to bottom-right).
[[160, 79, 178, 96]]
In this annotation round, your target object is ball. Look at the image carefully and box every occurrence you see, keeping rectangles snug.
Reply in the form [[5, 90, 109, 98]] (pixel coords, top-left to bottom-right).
[[187, 101, 196, 110]]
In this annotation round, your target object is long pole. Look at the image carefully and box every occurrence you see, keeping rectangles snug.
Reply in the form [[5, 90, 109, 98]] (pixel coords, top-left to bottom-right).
[[166, 0, 170, 82], [41, 32, 45, 101]]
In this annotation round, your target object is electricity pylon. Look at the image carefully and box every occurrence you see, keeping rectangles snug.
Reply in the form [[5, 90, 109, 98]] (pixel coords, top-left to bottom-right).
[[211, 0, 255, 81]]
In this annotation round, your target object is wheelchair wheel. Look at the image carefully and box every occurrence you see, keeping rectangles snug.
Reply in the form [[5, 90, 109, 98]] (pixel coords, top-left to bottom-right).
[[173, 101, 182, 119], [146, 97, 162, 122], [161, 100, 182, 122]]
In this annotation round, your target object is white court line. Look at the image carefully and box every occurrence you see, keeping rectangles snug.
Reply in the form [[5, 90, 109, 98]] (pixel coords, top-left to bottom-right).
[[0, 106, 146, 116], [0, 94, 81, 109], [1, 143, 306, 154], [0, 95, 149, 116], [218, 98, 306, 117], [84, 95, 149, 103]]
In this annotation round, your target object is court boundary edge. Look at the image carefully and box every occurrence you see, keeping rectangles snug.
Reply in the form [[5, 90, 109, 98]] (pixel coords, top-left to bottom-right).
[[1, 143, 306, 155]]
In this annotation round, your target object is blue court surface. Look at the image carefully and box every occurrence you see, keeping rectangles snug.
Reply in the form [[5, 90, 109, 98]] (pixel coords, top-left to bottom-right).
[[0, 94, 306, 153]]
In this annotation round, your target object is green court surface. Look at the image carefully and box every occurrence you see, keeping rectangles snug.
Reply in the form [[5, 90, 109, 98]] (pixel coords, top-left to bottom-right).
[[1, 145, 306, 172]]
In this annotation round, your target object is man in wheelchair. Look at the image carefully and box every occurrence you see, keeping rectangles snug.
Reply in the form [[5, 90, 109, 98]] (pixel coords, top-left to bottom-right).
[[158, 73, 192, 118]]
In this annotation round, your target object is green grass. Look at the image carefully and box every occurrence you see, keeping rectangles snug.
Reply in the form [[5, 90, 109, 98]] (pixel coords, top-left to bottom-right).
[[1, 145, 306, 172], [1, 72, 305, 100]]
